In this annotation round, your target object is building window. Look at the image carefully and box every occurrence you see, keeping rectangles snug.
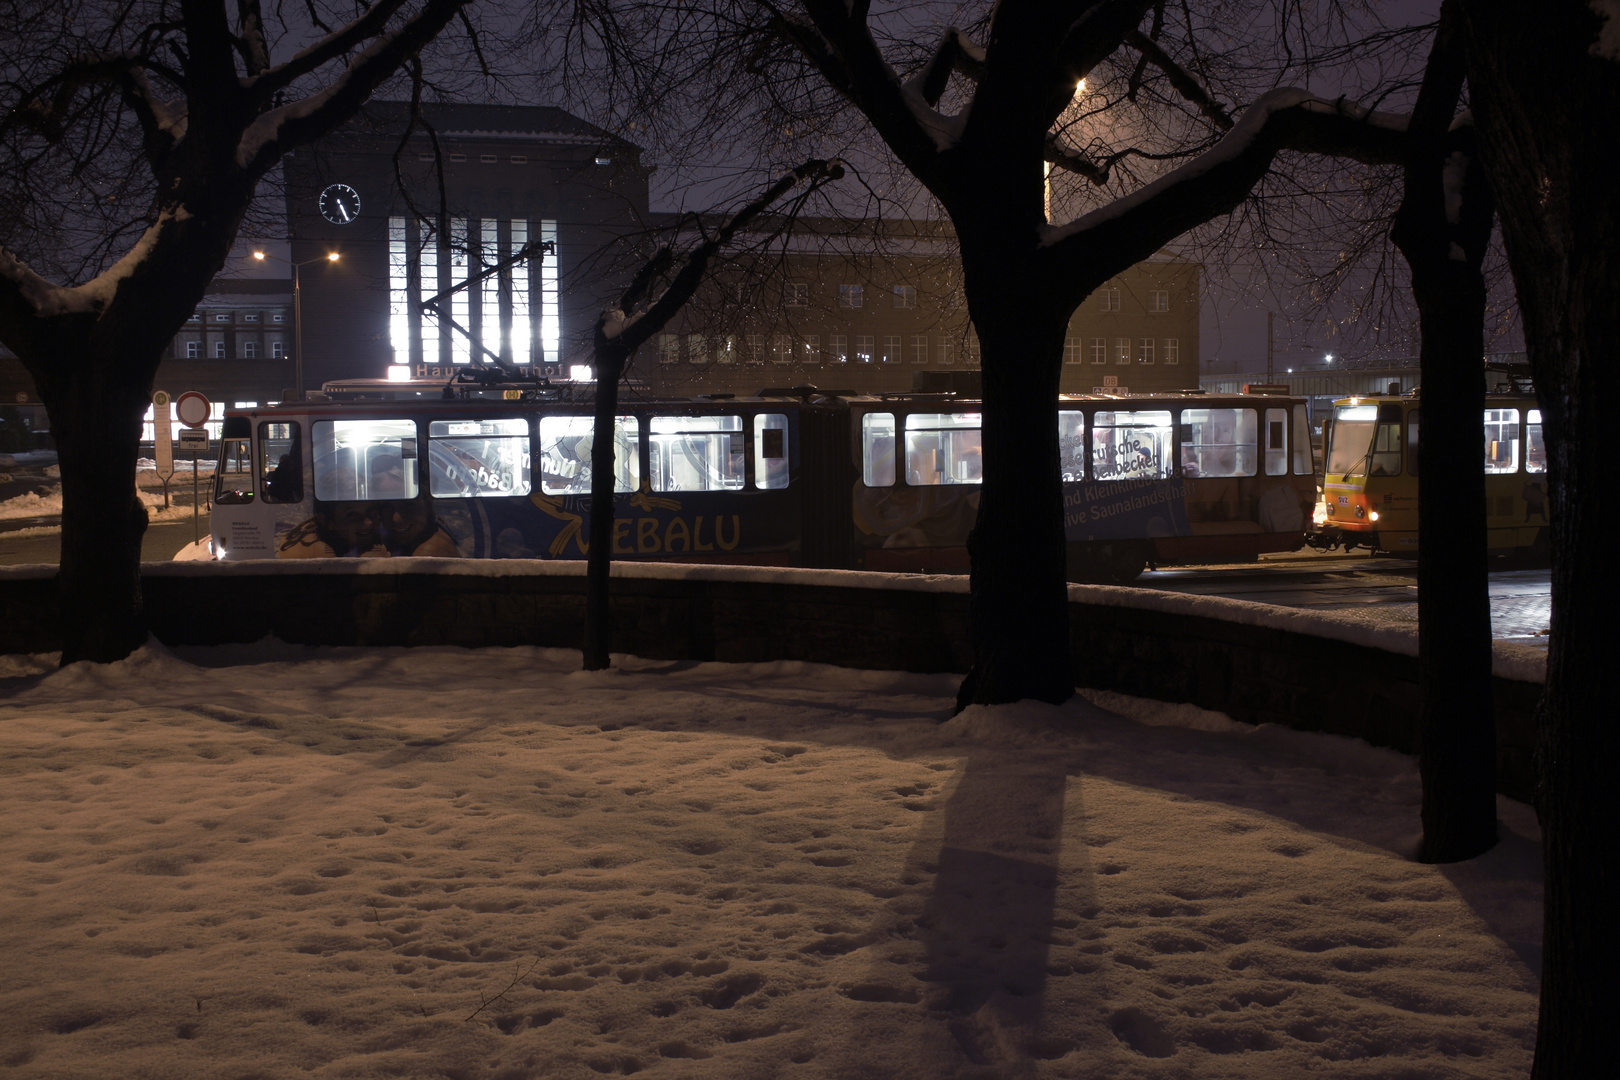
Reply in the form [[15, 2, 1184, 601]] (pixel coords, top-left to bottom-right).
[[186, 340, 201, 358], [1064, 337, 1083, 364], [829, 334, 848, 363], [214, 313, 230, 322], [1091, 338, 1107, 364], [243, 313, 260, 323], [510, 155, 528, 165], [772, 334, 793, 363], [215, 341, 227, 358], [243, 340, 258, 359], [1138, 338, 1154, 364], [783, 282, 810, 308], [881, 335, 901, 363], [855, 334, 874, 363], [1149, 290, 1170, 312], [1100, 287, 1120, 312], [1164, 338, 1180, 365], [273, 313, 285, 323], [936, 338, 956, 366], [449, 153, 466, 162], [1115, 337, 1131, 364], [480, 153, 497, 164], [803, 335, 821, 363], [892, 285, 916, 309], [910, 335, 928, 364], [746, 334, 765, 363], [838, 284, 864, 309], [687, 334, 708, 365], [272, 341, 285, 359], [715, 336, 736, 364], [963, 332, 980, 367], [659, 333, 680, 364], [187, 313, 200, 322]]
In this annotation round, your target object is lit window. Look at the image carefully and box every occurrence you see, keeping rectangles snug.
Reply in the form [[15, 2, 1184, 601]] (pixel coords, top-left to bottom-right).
[[650, 414, 745, 492], [429, 417, 532, 498], [755, 414, 790, 490], [904, 412, 983, 486], [1180, 408, 1259, 478], [1484, 408, 1521, 474], [802, 335, 821, 364], [539, 416, 641, 495], [838, 284, 864, 309], [855, 334, 874, 363], [892, 285, 916, 309]]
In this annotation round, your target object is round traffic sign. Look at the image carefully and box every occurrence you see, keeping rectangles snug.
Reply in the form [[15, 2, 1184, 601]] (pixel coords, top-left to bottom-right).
[[175, 390, 212, 428]]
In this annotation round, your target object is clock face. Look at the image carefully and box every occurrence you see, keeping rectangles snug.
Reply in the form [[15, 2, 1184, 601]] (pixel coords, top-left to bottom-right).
[[319, 184, 361, 225]]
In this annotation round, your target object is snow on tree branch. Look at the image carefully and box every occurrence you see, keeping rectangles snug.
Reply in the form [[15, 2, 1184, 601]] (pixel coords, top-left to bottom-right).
[[1124, 28, 1233, 131], [242, 0, 414, 101], [0, 208, 187, 319]]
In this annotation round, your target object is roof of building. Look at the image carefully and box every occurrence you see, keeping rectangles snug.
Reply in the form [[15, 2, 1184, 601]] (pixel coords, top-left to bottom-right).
[[332, 101, 640, 154]]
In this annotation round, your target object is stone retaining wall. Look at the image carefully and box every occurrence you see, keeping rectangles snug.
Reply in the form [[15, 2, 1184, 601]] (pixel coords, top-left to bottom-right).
[[0, 562, 1541, 802]]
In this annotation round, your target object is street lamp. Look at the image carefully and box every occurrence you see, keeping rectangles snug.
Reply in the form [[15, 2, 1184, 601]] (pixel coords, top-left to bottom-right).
[[253, 249, 339, 400]]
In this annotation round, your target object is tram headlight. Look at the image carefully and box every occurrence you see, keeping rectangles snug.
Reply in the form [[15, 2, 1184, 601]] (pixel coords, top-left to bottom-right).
[[1369, 510, 1380, 522]]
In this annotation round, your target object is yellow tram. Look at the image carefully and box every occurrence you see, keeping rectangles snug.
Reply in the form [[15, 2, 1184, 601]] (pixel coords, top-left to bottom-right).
[[1317, 388, 1548, 555]]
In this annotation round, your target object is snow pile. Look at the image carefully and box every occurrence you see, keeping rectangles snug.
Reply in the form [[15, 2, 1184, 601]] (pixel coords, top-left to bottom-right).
[[0, 643, 1541, 1078]]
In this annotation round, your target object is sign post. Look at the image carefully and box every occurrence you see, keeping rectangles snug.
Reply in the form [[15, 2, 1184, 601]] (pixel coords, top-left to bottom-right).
[[175, 391, 212, 548], [152, 391, 175, 508]]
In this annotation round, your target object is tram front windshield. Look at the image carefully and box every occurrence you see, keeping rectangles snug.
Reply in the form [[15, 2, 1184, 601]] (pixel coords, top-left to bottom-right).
[[1326, 405, 1379, 477]]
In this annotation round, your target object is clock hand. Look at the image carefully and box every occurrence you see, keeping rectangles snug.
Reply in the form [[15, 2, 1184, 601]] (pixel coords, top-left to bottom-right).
[[338, 203, 351, 222]]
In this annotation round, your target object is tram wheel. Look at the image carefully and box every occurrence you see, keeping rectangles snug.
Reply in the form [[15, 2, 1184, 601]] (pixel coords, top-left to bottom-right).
[[1105, 544, 1146, 584]]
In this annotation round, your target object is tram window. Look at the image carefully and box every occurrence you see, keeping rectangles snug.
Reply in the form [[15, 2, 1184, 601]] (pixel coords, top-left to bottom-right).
[[1292, 405, 1312, 475], [1327, 404, 1378, 476], [862, 413, 896, 487], [650, 414, 744, 492], [1407, 410, 1420, 476], [1265, 408, 1288, 476], [1526, 409, 1546, 473], [1058, 411, 1086, 480], [1484, 408, 1520, 473], [1371, 421, 1402, 476], [428, 418, 531, 498], [215, 437, 254, 504], [1094, 410, 1173, 480], [312, 419, 419, 501], [538, 416, 641, 494], [259, 421, 302, 503], [754, 413, 789, 490], [904, 412, 982, 485], [1178, 408, 1256, 478]]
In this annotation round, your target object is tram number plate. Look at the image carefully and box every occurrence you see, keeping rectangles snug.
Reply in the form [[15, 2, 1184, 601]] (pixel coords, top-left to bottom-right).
[[1337, 496, 1349, 505]]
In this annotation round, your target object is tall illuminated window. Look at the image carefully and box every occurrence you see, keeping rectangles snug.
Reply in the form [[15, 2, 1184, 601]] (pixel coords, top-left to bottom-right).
[[387, 215, 560, 369]]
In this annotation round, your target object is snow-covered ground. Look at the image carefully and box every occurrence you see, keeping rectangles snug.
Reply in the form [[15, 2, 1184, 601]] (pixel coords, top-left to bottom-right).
[[0, 642, 1542, 1079], [0, 455, 208, 529]]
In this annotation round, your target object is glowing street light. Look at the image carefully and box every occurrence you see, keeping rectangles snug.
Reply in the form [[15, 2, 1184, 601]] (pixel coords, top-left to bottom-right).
[[253, 249, 340, 400]]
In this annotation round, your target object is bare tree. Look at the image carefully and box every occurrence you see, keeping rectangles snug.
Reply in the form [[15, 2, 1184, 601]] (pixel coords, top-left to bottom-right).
[[629, 1, 1410, 707], [0, 0, 484, 663], [581, 158, 844, 670], [1453, 2, 1620, 1073]]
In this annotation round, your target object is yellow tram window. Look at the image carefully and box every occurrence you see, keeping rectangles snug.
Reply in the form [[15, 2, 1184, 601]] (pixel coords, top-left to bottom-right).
[[1178, 408, 1256, 478], [1407, 410, 1420, 476], [903, 412, 982, 486], [1327, 404, 1378, 477], [1526, 409, 1546, 473], [259, 421, 302, 503], [1484, 408, 1520, 474], [428, 418, 531, 498], [538, 416, 641, 495], [1058, 411, 1086, 481], [754, 414, 789, 490], [861, 413, 896, 487], [650, 415, 744, 492]]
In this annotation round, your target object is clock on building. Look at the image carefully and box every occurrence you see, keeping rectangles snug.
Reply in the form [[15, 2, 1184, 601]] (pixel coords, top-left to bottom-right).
[[319, 184, 361, 224]]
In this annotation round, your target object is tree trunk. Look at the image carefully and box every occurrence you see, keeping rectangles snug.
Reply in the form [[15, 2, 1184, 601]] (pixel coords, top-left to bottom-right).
[[581, 346, 629, 671], [1389, 8, 1499, 864], [955, 250, 1074, 710], [36, 351, 155, 663], [1457, 2, 1620, 1071]]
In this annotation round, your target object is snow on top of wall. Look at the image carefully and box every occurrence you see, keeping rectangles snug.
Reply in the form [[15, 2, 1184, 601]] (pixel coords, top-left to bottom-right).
[[0, 558, 1540, 683]]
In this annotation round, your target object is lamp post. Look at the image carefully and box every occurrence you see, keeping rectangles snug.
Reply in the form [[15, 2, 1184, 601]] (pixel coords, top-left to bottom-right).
[[253, 249, 339, 400]]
